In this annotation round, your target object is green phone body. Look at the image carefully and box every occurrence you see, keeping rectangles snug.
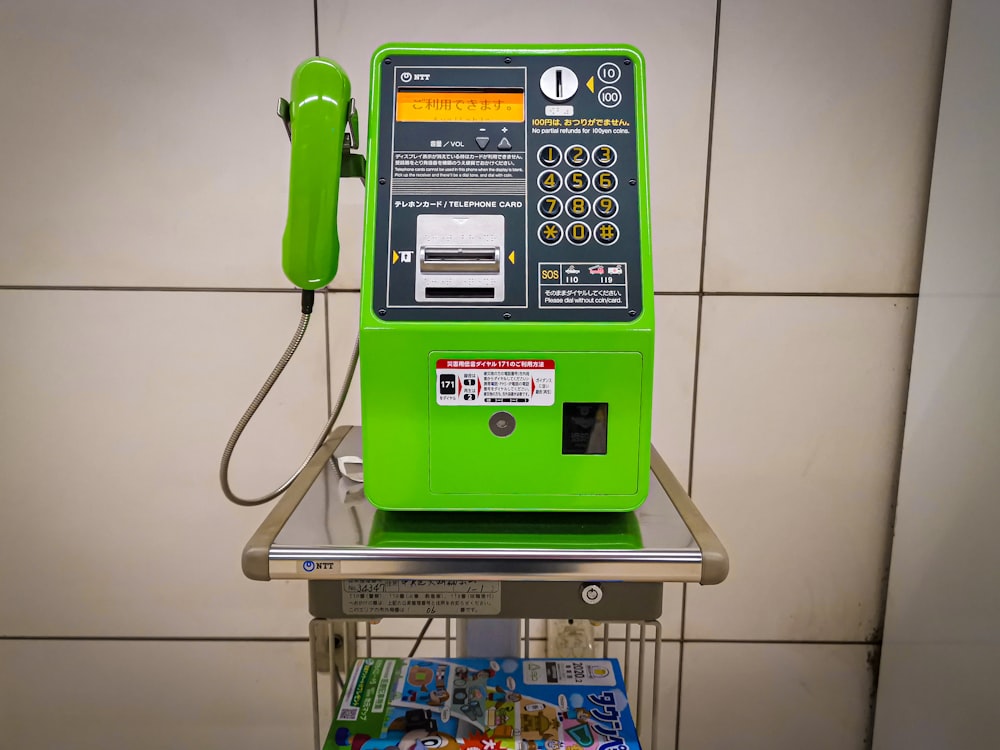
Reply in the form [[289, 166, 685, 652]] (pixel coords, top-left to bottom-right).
[[357, 44, 655, 512]]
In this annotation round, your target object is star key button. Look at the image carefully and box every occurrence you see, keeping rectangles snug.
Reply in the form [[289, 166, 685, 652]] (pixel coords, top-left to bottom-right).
[[538, 221, 563, 245]]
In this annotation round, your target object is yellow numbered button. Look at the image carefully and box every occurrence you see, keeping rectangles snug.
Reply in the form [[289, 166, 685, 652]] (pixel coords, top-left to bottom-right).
[[566, 221, 591, 245], [538, 221, 563, 245], [567, 196, 590, 218], [538, 170, 562, 192], [538, 195, 563, 218], [594, 196, 619, 218], [566, 170, 589, 193], [566, 144, 589, 167], [537, 144, 561, 167], [593, 144, 617, 167], [594, 170, 617, 192]]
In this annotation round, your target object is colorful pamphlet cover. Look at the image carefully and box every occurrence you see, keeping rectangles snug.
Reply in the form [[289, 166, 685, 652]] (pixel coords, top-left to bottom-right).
[[325, 657, 640, 750]]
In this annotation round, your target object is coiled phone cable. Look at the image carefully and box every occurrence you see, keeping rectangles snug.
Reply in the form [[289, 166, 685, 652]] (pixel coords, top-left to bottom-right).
[[219, 289, 359, 506]]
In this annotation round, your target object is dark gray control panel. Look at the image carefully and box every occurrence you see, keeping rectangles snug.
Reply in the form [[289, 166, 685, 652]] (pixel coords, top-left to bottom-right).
[[370, 53, 645, 322]]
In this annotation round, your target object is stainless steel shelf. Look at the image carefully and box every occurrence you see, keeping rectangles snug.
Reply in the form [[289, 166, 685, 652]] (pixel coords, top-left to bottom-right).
[[243, 426, 727, 586]]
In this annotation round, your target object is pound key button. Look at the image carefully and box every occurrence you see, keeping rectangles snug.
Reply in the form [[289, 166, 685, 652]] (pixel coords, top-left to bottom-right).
[[595, 221, 620, 245], [538, 221, 563, 245]]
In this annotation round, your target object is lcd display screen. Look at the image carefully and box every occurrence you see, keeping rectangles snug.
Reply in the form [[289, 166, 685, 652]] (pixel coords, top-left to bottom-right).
[[396, 89, 524, 122]]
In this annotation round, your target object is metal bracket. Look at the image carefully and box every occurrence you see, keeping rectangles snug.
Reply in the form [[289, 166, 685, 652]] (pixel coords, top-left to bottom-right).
[[276, 97, 291, 140], [277, 96, 365, 181]]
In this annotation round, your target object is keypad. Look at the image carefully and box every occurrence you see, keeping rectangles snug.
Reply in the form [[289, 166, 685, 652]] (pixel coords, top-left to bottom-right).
[[533, 143, 621, 246]]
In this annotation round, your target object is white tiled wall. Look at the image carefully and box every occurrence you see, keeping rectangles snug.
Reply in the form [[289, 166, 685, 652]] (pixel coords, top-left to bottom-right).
[[0, 0, 948, 748]]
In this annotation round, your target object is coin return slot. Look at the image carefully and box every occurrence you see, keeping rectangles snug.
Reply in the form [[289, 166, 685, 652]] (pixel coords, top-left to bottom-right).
[[424, 287, 496, 299]]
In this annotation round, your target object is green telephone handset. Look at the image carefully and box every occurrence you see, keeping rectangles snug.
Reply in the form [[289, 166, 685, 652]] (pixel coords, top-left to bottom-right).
[[220, 57, 360, 506], [281, 57, 352, 290]]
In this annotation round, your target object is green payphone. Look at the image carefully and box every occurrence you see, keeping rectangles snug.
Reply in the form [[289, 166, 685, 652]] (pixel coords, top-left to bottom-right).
[[222, 44, 654, 512]]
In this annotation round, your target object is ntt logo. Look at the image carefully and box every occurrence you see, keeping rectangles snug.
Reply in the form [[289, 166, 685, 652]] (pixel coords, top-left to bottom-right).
[[302, 560, 316, 572], [399, 71, 412, 83]]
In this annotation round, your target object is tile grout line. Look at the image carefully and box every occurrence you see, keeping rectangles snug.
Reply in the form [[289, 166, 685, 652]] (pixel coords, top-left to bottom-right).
[[695, 291, 920, 298], [677, 2, 722, 747]]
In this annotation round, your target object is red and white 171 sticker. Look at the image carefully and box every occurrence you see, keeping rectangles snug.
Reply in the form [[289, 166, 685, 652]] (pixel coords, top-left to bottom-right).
[[436, 359, 555, 406]]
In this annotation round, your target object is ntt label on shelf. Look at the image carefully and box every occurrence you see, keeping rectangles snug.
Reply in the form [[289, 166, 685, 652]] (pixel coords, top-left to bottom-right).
[[342, 579, 502, 616]]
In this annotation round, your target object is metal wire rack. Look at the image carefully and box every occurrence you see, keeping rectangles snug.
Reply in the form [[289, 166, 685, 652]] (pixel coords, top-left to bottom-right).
[[309, 618, 663, 750]]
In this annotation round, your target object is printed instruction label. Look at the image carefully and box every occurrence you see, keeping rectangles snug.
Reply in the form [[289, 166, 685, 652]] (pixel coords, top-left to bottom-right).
[[522, 659, 618, 686], [436, 359, 555, 406], [539, 262, 628, 308], [342, 580, 502, 616]]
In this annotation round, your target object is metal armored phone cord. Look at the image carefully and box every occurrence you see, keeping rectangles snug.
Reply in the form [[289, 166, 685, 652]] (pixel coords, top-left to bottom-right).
[[219, 289, 360, 506]]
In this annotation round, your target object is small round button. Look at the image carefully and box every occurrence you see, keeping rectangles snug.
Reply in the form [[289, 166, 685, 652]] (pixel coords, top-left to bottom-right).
[[538, 221, 563, 245], [594, 170, 618, 192], [538, 170, 562, 193], [566, 196, 590, 219], [597, 63, 621, 84], [595, 221, 619, 245], [540, 66, 579, 102], [566, 221, 591, 245], [566, 170, 590, 193], [537, 195, 563, 219], [594, 196, 619, 219], [592, 144, 617, 167], [565, 144, 589, 167], [537, 144, 561, 167]]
